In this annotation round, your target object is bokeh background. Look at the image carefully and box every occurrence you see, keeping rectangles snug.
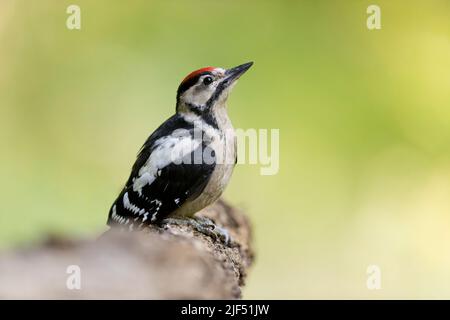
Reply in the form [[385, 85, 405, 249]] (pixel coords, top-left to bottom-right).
[[1, 0, 450, 298]]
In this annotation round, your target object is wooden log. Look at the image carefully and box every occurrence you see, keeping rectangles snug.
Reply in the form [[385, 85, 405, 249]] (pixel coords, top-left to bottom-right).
[[0, 199, 253, 299]]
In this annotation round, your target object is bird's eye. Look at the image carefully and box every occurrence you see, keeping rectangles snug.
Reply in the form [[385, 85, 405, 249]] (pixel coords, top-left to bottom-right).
[[203, 76, 213, 85]]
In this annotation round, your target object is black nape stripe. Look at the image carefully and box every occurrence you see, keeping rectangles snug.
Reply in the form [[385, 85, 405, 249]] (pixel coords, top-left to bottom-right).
[[187, 103, 219, 129]]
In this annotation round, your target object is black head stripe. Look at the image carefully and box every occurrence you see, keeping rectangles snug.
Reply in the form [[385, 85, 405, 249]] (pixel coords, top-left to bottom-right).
[[176, 71, 213, 101], [206, 78, 230, 108]]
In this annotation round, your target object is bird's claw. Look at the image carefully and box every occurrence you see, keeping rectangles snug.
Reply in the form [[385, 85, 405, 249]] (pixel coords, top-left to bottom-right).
[[160, 216, 232, 246], [193, 217, 231, 245]]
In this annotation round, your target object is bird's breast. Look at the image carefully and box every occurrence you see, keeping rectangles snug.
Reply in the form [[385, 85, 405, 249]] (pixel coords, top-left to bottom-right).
[[173, 125, 236, 217], [207, 130, 236, 187]]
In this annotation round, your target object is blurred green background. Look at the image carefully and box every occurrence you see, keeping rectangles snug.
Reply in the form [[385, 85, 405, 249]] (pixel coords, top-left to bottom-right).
[[1, 0, 450, 298]]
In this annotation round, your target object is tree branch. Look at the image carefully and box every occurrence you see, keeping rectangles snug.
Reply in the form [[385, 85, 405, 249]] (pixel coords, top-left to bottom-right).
[[0, 199, 253, 299]]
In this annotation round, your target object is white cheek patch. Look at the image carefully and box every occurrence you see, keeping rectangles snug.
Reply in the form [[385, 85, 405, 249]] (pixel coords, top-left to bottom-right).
[[181, 84, 215, 106], [132, 134, 201, 196], [180, 68, 226, 106]]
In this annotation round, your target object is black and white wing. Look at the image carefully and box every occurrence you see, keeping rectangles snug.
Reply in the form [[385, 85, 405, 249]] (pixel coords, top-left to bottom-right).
[[107, 115, 215, 229]]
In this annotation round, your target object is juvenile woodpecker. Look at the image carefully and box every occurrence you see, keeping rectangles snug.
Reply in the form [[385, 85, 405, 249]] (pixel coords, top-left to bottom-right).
[[107, 62, 253, 241]]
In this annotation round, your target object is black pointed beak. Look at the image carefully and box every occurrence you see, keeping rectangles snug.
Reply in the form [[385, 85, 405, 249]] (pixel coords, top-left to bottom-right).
[[223, 62, 253, 86]]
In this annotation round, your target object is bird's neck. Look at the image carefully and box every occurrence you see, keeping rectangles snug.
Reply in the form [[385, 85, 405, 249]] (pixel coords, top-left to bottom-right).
[[211, 104, 232, 131], [178, 103, 233, 133]]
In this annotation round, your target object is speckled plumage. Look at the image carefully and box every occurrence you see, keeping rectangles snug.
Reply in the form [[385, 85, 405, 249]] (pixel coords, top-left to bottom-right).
[[107, 63, 252, 230]]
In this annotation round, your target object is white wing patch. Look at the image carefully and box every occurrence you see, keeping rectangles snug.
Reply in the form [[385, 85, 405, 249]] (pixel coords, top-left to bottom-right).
[[132, 134, 201, 196]]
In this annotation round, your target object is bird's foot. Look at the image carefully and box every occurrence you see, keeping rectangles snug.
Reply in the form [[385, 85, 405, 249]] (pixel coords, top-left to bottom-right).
[[160, 216, 232, 246]]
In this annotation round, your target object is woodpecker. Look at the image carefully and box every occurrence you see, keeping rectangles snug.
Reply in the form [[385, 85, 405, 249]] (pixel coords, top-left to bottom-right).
[[107, 62, 253, 242]]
